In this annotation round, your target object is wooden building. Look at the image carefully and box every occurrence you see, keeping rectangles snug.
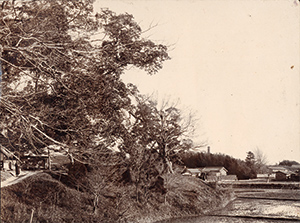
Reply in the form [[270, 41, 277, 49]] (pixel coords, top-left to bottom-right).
[[20, 155, 49, 170]]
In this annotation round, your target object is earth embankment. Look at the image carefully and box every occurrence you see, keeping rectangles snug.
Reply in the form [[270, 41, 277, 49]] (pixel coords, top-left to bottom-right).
[[1, 172, 232, 223]]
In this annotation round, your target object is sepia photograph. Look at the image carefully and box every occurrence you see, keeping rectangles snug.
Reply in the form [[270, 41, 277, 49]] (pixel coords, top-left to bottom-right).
[[1, 0, 299, 222]]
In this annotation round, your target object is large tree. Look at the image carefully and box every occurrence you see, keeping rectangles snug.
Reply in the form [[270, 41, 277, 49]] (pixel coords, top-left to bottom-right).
[[123, 95, 196, 174], [254, 147, 268, 174], [245, 151, 257, 178], [0, 0, 169, 161]]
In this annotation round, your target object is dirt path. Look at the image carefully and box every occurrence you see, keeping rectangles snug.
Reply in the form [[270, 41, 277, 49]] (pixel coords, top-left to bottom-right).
[[1, 171, 41, 188]]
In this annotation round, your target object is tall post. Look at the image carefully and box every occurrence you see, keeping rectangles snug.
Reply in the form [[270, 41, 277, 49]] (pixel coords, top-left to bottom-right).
[[48, 148, 51, 170]]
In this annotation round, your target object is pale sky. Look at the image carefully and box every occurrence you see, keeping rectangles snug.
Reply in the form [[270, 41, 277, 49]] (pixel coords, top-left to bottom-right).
[[95, 0, 300, 164]]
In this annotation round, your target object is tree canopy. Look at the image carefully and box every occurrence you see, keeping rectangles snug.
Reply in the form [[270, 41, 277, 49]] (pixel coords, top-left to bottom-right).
[[0, 0, 170, 162], [279, 160, 299, 166]]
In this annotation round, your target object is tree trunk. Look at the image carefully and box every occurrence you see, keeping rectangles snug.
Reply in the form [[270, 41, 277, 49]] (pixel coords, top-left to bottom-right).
[[48, 149, 51, 170], [165, 158, 174, 174], [93, 194, 99, 215]]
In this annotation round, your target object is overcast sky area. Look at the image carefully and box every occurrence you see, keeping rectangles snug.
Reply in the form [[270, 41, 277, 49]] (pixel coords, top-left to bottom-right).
[[95, 0, 300, 165]]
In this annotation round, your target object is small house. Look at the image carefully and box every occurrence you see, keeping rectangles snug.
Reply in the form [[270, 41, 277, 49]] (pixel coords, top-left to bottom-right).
[[256, 173, 275, 181], [275, 170, 295, 181], [267, 165, 297, 181], [201, 166, 228, 177], [268, 165, 289, 173], [257, 173, 269, 179], [21, 154, 49, 170], [199, 166, 228, 181]]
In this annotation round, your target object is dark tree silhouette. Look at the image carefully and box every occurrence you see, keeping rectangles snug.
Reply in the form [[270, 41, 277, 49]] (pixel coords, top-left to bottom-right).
[[279, 160, 299, 166]]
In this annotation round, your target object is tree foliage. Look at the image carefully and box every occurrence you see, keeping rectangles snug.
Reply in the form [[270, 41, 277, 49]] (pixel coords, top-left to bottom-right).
[[181, 152, 257, 180], [0, 1, 217, 220], [279, 160, 299, 166], [245, 151, 255, 165], [244, 151, 257, 178], [0, 0, 170, 161], [253, 147, 268, 174], [124, 96, 196, 173], [0, 1, 208, 209]]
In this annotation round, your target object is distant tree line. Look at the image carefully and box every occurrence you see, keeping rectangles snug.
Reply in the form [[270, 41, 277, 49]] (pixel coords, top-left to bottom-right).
[[180, 151, 259, 179], [278, 160, 299, 166]]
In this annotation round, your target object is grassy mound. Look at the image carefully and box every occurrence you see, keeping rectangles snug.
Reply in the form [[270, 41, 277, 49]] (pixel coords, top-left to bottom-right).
[[1, 172, 232, 223], [1, 173, 95, 223]]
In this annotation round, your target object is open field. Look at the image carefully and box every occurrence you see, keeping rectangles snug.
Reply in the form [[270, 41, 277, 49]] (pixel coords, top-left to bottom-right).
[[234, 188, 300, 200], [157, 185, 300, 223], [219, 180, 300, 190]]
